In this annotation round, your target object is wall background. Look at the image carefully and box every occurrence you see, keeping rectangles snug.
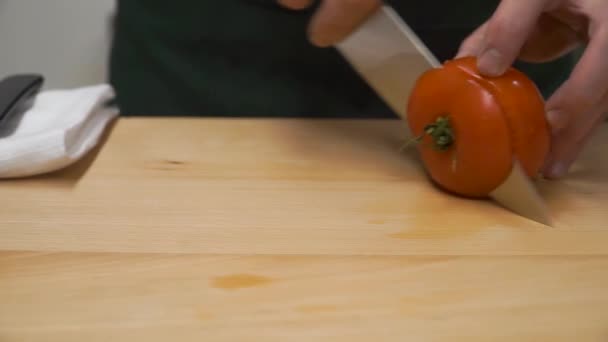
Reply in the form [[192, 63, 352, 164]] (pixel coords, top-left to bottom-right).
[[0, 0, 116, 90]]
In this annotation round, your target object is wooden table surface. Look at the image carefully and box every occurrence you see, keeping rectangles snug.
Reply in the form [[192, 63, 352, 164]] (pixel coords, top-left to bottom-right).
[[1, 118, 607, 341]]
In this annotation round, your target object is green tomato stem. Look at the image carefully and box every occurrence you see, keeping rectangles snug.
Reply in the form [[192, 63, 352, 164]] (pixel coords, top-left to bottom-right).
[[403, 116, 454, 151]]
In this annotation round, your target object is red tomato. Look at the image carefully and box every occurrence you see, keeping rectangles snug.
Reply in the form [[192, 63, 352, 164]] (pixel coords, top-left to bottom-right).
[[406, 56, 551, 198]]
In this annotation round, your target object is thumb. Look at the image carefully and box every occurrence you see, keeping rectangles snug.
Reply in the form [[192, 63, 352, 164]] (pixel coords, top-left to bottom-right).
[[476, 0, 549, 76], [455, 21, 489, 59]]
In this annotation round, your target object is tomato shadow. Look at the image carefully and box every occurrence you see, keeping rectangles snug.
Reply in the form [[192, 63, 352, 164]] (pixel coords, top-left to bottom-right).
[[278, 117, 504, 205], [540, 125, 608, 185], [0, 117, 118, 187], [561, 151, 608, 185], [278, 118, 426, 181], [533, 125, 608, 219]]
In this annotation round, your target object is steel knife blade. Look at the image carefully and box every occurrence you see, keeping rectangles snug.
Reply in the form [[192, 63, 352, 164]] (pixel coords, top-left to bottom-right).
[[336, 5, 438, 135]]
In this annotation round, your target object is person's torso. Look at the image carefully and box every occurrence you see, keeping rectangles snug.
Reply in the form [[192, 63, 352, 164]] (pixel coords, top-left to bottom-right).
[[109, 0, 574, 117]]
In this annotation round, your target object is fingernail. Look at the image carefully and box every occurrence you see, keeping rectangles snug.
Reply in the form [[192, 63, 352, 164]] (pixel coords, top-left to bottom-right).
[[477, 48, 506, 77], [308, 29, 333, 47], [455, 43, 482, 59], [455, 48, 473, 59], [546, 110, 567, 133], [548, 161, 570, 178]]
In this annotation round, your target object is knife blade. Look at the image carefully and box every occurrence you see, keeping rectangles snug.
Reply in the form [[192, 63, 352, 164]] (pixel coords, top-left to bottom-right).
[[336, 5, 553, 226], [336, 5, 438, 134], [491, 161, 553, 226]]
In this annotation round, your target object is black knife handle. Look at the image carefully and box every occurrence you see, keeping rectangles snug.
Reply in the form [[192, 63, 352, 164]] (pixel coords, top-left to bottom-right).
[[0, 74, 45, 127]]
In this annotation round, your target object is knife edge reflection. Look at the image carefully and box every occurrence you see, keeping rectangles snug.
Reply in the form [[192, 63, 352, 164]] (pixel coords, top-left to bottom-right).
[[336, 5, 439, 127], [490, 162, 553, 227]]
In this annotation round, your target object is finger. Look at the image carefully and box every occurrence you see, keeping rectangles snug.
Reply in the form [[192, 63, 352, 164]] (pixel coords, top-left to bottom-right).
[[277, 0, 315, 10], [477, 0, 551, 76], [542, 94, 608, 179], [308, 0, 382, 47], [546, 25, 608, 134], [518, 14, 582, 63], [455, 21, 489, 58], [543, 25, 608, 178]]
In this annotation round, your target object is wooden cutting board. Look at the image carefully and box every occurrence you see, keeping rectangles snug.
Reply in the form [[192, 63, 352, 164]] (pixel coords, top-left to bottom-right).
[[1, 118, 607, 341]]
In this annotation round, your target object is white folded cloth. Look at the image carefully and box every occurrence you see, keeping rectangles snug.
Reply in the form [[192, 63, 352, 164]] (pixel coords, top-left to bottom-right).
[[0, 84, 118, 178]]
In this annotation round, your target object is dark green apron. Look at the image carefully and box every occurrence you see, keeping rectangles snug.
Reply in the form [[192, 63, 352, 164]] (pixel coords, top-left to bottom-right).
[[109, 0, 577, 117]]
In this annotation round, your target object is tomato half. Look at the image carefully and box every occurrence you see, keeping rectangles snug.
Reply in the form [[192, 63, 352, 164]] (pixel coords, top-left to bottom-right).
[[406, 56, 551, 198]]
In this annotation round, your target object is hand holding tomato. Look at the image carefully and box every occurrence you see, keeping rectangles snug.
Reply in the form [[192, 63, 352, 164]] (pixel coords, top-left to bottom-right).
[[277, 0, 381, 47], [456, 0, 608, 179]]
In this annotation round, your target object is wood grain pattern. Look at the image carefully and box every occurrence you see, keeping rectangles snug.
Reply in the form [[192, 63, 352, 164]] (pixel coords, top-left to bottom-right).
[[1, 118, 607, 255], [2, 253, 608, 342], [1, 118, 607, 341]]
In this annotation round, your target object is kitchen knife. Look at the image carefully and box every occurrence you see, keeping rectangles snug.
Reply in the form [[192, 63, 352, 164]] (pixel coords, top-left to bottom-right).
[[0, 74, 44, 128], [336, 5, 553, 226]]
